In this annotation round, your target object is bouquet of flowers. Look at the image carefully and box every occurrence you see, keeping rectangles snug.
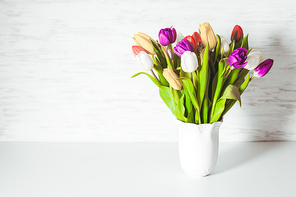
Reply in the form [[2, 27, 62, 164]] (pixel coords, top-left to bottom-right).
[[131, 22, 274, 124]]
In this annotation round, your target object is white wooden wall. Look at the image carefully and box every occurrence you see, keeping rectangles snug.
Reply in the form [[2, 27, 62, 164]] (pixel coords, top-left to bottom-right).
[[0, 0, 295, 142]]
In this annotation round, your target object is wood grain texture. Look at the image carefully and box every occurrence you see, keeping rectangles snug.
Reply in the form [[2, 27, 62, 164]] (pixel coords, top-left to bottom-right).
[[0, 0, 295, 141]]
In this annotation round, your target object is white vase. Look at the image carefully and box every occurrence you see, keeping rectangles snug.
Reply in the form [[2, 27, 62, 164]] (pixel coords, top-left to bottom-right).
[[176, 120, 223, 178]]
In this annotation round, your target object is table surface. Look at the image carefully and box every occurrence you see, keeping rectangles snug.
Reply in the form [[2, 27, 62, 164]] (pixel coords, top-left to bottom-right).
[[1, 142, 296, 197]]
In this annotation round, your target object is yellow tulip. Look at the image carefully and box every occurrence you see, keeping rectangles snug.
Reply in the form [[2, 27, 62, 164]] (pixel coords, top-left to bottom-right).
[[163, 66, 182, 90], [199, 22, 217, 51], [133, 32, 157, 55]]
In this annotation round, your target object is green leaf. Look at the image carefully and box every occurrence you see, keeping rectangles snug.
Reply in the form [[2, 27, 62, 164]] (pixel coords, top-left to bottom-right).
[[231, 31, 238, 42], [198, 42, 210, 109], [180, 68, 191, 79], [239, 74, 250, 94], [153, 64, 169, 86], [179, 77, 199, 113], [234, 68, 249, 86], [159, 86, 176, 115], [175, 94, 186, 121], [195, 110, 200, 124], [214, 34, 221, 63], [210, 84, 241, 123], [210, 99, 227, 123], [170, 86, 181, 105], [240, 34, 249, 50], [211, 72, 218, 101], [219, 84, 241, 107], [185, 109, 195, 123], [191, 71, 198, 91], [150, 39, 166, 67], [179, 76, 200, 124], [225, 68, 241, 85], [182, 89, 192, 118], [210, 59, 226, 119], [222, 74, 250, 117], [202, 90, 210, 123], [227, 40, 236, 56], [131, 72, 162, 87]]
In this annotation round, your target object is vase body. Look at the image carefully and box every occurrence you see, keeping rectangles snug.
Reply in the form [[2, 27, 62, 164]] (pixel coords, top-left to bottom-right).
[[176, 120, 222, 178]]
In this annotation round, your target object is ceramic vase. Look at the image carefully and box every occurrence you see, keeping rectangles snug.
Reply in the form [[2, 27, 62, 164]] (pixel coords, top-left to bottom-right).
[[176, 120, 223, 178]]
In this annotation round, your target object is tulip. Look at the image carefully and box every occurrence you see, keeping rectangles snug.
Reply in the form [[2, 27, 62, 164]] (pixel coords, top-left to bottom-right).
[[135, 51, 154, 71], [228, 48, 248, 68], [133, 32, 157, 55], [253, 59, 274, 78], [185, 32, 202, 50], [231, 25, 243, 42], [158, 28, 177, 46], [163, 66, 182, 90], [192, 31, 202, 46], [173, 39, 195, 57], [184, 35, 197, 50], [219, 35, 229, 54], [181, 51, 199, 73], [132, 45, 149, 57], [199, 22, 217, 51], [244, 51, 264, 70]]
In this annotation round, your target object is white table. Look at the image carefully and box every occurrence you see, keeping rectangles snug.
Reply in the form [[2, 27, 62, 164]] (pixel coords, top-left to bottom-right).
[[1, 142, 296, 197]]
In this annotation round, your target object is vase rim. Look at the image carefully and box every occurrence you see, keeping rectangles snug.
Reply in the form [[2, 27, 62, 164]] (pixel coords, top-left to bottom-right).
[[175, 118, 223, 126]]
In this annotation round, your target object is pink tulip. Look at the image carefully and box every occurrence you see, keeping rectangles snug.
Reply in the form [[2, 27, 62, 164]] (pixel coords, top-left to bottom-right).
[[132, 45, 149, 57]]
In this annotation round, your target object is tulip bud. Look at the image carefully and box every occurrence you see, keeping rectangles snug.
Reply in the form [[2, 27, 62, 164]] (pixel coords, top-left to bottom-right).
[[173, 39, 195, 57], [254, 59, 274, 78], [132, 45, 149, 57], [135, 51, 154, 71], [158, 28, 177, 46], [219, 35, 229, 54], [228, 48, 248, 68], [163, 66, 182, 90], [133, 32, 157, 55], [181, 51, 199, 73], [199, 22, 217, 51], [231, 25, 244, 42], [244, 51, 264, 70]]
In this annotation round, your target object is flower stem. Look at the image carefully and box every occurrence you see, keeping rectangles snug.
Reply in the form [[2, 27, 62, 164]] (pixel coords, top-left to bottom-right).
[[151, 69, 160, 83]]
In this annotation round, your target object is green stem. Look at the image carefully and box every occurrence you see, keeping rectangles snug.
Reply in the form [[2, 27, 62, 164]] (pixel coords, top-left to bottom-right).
[[151, 69, 160, 83]]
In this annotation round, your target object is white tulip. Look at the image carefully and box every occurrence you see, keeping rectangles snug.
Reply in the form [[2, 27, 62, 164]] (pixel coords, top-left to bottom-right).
[[136, 51, 154, 71], [220, 35, 229, 54], [244, 51, 264, 70], [181, 51, 199, 73]]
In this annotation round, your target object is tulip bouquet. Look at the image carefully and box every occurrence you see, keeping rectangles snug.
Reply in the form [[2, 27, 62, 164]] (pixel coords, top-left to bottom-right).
[[131, 22, 273, 124]]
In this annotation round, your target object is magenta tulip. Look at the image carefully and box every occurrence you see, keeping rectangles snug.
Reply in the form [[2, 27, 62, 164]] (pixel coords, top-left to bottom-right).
[[228, 48, 248, 68], [254, 59, 274, 78], [158, 28, 177, 46], [173, 39, 195, 57]]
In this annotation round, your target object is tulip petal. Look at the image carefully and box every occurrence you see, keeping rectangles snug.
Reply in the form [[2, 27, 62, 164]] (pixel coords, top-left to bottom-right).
[[159, 32, 170, 46], [228, 55, 237, 66], [244, 51, 264, 70], [172, 28, 177, 43]]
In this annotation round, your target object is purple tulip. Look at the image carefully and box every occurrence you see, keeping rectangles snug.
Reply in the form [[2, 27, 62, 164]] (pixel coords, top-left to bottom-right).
[[228, 48, 248, 68], [158, 28, 177, 46], [173, 39, 195, 57], [254, 59, 274, 78]]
